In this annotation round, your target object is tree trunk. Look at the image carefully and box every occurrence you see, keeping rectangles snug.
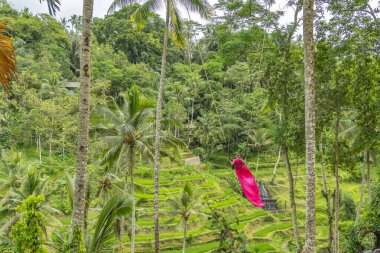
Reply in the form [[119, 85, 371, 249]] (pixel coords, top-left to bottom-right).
[[270, 146, 281, 183], [182, 219, 187, 253], [320, 142, 333, 252], [333, 117, 340, 253], [129, 147, 136, 253], [366, 151, 371, 202], [70, 0, 93, 246], [375, 231, 380, 249], [38, 135, 42, 163], [255, 149, 260, 172], [303, 0, 316, 250], [355, 151, 367, 225], [49, 134, 52, 164], [84, 182, 90, 246], [283, 146, 301, 252], [154, 2, 170, 252], [119, 167, 128, 253], [118, 217, 123, 253]]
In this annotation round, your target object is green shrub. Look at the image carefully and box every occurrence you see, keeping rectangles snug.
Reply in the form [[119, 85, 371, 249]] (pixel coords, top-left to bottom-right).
[[10, 195, 47, 253], [340, 191, 356, 221]]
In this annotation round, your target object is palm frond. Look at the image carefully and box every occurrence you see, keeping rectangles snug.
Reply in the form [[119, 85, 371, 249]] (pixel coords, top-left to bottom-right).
[[131, 0, 163, 31], [90, 195, 131, 252], [39, 0, 61, 15], [98, 106, 123, 126], [0, 22, 16, 93], [178, 0, 212, 19], [108, 0, 141, 14], [64, 173, 74, 210], [169, 2, 186, 47]]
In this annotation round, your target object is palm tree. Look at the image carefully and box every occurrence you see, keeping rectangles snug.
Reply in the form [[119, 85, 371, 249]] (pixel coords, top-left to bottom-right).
[[95, 85, 155, 252], [0, 22, 16, 93], [108, 2, 211, 251], [40, 73, 66, 99], [168, 183, 202, 253], [0, 169, 61, 234], [70, 0, 94, 247], [193, 116, 223, 160], [303, 0, 316, 251], [245, 128, 273, 171]]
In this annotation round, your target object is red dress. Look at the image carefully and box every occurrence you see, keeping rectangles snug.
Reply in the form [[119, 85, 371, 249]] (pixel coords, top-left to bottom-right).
[[233, 158, 264, 208]]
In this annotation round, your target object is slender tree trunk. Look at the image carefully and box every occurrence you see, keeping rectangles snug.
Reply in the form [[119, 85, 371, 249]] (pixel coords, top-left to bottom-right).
[[182, 219, 187, 253], [118, 217, 123, 253], [271, 146, 281, 183], [333, 117, 340, 253], [366, 150, 371, 201], [375, 231, 380, 249], [38, 135, 42, 163], [62, 147, 65, 162], [320, 142, 333, 252], [129, 147, 136, 253], [255, 149, 260, 172], [84, 182, 90, 246], [154, 2, 170, 252], [303, 0, 316, 250], [119, 167, 128, 253], [70, 0, 93, 246], [283, 146, 301, 252], [49, 134, 52, 164], [355, 151, 367, 225]]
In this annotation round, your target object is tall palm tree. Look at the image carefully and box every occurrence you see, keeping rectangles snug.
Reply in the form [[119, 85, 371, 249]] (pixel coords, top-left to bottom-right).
[[303, 0, 316, 251], [107, 2, 211, 252], [168, 183, 202, 253], [193, 116, 223, 160], [70, 0, 94, 247], [0, 22, 16, 93], [95, 85, 155, 252], [245, 128, 273, 171]]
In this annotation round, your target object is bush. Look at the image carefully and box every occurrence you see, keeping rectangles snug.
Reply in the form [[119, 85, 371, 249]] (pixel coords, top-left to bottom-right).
[[10, 195, 47, 253], [263, 213, 275, 223], [340, 191, 356, 221]]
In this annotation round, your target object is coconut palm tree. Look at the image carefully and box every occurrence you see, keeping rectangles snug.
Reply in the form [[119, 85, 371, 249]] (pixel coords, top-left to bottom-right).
[[193, 116, 223, 160], [95, 85, 154, 252], [70, 0, 94, 246], [0, 169, 61, 234], [107, 2, 211, 251], [168, 183, 203, 253], [0, 22, 16, 93], [245, 128, 273, 171], [95, 85, 181, 252]]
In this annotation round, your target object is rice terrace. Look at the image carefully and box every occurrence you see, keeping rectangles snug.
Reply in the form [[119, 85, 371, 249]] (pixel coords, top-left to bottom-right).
[[0, 0, 379, 252]]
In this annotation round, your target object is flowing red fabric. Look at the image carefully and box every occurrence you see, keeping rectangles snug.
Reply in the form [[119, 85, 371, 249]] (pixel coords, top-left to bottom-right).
[[233, 158, 264, 208]]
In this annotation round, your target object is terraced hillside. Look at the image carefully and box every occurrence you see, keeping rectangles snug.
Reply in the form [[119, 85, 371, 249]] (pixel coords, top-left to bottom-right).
[[89, 152, 373, 252]]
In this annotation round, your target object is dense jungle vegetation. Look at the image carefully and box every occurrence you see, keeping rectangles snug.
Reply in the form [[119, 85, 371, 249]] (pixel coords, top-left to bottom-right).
[[0, 0, 379, 252]]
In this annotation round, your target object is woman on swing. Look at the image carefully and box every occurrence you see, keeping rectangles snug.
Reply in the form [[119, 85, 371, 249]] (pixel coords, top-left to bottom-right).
[[230, 154, 264, 208]]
